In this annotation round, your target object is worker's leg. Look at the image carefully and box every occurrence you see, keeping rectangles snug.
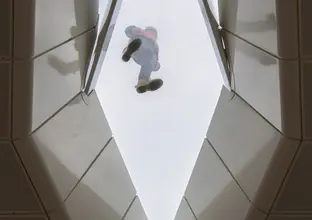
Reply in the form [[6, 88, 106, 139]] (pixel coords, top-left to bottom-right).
[[137, 63, 153, 86], [136, 49, 159, 84]]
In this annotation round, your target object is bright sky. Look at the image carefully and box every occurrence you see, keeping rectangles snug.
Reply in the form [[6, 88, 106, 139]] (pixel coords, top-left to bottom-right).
[[95, 0, 223, 219]]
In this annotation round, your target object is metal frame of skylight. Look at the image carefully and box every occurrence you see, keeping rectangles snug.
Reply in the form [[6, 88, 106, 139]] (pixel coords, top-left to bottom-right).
[[198, 0, 232, 91], [84, 0, 122, 95]]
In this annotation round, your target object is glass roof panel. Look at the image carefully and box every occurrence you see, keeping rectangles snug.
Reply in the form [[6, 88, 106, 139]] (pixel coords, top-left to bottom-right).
[[95, 0, 223, 219]]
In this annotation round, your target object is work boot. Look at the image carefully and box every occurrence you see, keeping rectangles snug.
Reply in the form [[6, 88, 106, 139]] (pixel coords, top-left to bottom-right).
[[135, 79, 149, 94], [122, 38, 142, 62]]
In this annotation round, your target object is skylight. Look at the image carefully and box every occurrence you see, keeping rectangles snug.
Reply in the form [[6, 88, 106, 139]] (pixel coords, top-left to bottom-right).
[[94, 0, 223, 219]]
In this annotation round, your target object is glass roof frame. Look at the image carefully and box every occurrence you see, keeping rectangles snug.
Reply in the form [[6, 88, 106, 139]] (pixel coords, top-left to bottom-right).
[[198, 0, 232, 90], [84, 0, 122, 95]]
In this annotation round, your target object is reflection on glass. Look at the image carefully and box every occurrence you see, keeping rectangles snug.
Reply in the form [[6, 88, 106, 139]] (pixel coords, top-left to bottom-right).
[[45, 0, 101, 90], [237, 13, 276, 34], [232, 27, 277, 66]]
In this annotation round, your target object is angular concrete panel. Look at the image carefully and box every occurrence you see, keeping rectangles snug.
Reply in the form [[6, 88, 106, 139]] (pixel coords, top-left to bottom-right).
[[219, 0, 298, 58], [268, 215, 312, 220], [13, 0, 36, 59], [185, 139, 266, 220], [273, 142, 312, 213], [13, 0, 98, 58], [13, 31, 95, 138], [48, 139, 136, 220], [34, 0, 98, 55], [174, 197, 196, 220], [0, 62, 11, 139], [124, 197, 148, 220], [299, 0, 312, 58], [301, 60, 312, 139], [207, 86, 299, 212], [223, 30, 300, 138], [0, 141, 43, 214], [0, 216, 47, 220], [14, 91, 112, 212], [0, 0, 12, 58]]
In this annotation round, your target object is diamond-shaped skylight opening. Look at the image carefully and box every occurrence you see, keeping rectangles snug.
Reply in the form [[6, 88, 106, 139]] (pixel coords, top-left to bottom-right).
[[93, 0, 224, 219]]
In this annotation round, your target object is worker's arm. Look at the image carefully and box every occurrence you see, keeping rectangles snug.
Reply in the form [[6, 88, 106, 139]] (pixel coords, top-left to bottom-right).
[[125, 25, 141, 38]]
